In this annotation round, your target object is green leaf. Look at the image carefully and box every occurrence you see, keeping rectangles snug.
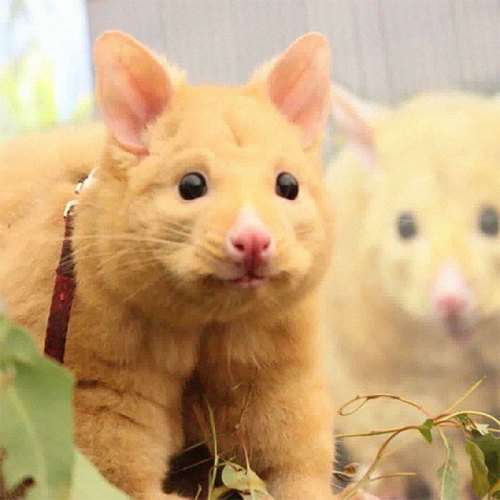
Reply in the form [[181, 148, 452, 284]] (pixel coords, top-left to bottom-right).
[[0, 317, 74, 499], [70, 451, 130, 500], [437, 437, 460, 500], [465, 440, 490, 499], [473, 423, 490, 436], [417, 419, 434, 444], [0, 316, 129, 500], [221, 463, 270, 495], [471, 431, 500, 490]]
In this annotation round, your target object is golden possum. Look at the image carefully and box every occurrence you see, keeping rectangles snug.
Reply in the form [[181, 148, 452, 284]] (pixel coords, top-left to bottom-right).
[[325, 87, 500, 498], [0, 31, 339, 499]]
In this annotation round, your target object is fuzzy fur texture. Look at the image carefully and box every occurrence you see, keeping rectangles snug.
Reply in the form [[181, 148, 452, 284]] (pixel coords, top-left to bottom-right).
[[325, 91, 500, 498], [0, 33, 338, 499]]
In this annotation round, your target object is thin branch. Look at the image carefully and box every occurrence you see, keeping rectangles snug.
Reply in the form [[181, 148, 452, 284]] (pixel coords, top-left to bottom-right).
[[334, 427, 416, 439], [205, 397, 219, 499], [181, 439, 210, 454], [235, 380, 255, 431], [338, 393, 433, 418], [437, 411, 500, 427], [340, 425, 421, 499], [368, 472, 417, 483], [194, 484, 203, 500], [444, 376, 486, 414], [169, 456, 213, 475]]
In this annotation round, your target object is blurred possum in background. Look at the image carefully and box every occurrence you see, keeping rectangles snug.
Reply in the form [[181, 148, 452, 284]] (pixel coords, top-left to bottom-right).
[[324, 88, 500, 499]]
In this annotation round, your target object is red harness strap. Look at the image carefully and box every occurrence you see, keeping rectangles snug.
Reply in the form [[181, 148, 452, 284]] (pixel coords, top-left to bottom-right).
[[44, 206, 76, 363]]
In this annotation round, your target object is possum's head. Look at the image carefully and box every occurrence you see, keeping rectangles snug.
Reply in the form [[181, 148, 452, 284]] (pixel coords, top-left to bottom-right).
[[77, 31, 333, 323], [332, 89, 500, 340]]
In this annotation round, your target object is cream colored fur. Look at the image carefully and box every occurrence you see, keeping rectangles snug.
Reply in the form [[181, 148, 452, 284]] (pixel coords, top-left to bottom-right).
[[325, 92, 500, 498], [0, 34, 340, 500]]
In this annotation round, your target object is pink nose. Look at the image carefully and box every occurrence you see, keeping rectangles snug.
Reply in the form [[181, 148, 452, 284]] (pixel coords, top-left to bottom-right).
[[436, 294, 468, 316], [228, 229, 273, 272]]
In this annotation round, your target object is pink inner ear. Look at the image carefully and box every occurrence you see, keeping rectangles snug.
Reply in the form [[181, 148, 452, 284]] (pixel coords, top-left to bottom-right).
[[94, 32, 171, 154], [267, 33, 331, 147], [330, 84, 377, 168]]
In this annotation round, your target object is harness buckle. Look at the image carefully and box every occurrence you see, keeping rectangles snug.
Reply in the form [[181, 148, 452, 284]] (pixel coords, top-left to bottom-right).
[[63, 168, 98, 218], [63, 200, 77, 218]]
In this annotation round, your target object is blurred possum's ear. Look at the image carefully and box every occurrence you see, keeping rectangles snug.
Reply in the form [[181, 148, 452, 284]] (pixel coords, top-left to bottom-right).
[[266, 33, 331, 148], [94, 31, 172, 155], [330, 83, 388, 168]]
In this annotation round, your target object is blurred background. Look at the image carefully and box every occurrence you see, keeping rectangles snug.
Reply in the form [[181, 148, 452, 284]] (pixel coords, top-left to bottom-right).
[[2, 0, 500, 142], [1, 2, 499, 498], [0, 0, 91, 141]]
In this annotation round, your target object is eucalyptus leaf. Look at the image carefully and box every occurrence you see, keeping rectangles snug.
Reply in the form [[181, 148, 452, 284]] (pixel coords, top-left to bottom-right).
[[437, 437, 460, 500], [417, 419, 434, 444], [465, 440, 490, 499], [471, 432, 500, 490], [473, 423, 490, 436], [221, 463, 269, 495], [0, 317, 73, 500], [0, 316, 129, 500], [70, 451, 130, 500]]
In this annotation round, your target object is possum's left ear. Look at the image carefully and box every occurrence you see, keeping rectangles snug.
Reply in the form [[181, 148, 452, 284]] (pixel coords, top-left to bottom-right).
[[265, 33, 331, 148], [94, 31, 172, 155], [330, 84, 391, 168]]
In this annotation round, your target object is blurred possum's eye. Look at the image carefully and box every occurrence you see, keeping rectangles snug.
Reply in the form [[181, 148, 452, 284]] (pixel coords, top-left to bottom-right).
[[479, 206, 499, 236], [179, 172, 207, 200], [276, 172, 299, 200], [397, 212, 417, 239]]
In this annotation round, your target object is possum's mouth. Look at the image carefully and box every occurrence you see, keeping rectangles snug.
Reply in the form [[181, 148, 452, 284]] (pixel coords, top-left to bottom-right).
[[204, 270, 270, 290], [229, 272, 266, 289]]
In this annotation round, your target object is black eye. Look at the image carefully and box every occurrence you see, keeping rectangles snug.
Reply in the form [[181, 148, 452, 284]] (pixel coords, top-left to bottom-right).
[[179, 172, 207, 200], [397, 212, 418, 239], [479, 206, 499, 236], [275, 172, 299, 200]]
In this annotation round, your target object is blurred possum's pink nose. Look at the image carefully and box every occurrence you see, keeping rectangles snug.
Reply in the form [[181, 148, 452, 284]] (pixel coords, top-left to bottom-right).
[[228, 230, 273, 269], [227, 208, 274, 271], [436, 294, 468, 315], [432, 263, 472, 317]]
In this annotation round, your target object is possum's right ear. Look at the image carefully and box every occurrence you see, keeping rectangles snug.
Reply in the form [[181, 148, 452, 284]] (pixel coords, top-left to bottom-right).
[[331, 84, 388, 168], [94, 31, 172, 155]]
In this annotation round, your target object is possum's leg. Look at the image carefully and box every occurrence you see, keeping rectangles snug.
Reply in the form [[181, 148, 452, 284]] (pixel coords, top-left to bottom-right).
[[245, 364, 335, 499], [186, 318, 336, 498], [73, 380, 185, 500]]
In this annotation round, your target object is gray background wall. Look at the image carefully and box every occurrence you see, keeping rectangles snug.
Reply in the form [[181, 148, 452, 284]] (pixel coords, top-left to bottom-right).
[[86, 0, 500, 103]]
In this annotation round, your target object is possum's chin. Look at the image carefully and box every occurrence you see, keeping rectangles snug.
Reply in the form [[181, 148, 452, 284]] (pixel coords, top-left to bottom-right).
[[394, 301, 477, 342], [191, 272, 306, 319], [443, 312, 499, 343], [443, 314, 475, 342], [437, 311, 489, 342]]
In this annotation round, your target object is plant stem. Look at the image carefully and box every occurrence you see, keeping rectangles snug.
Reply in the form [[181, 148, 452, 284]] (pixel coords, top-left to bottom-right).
[[206, 397, 219, 500], [438, 411, 500, 427], [444, 377, 486, 414], [338, 393, 433, 418], [340, 425, 420, 499]]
